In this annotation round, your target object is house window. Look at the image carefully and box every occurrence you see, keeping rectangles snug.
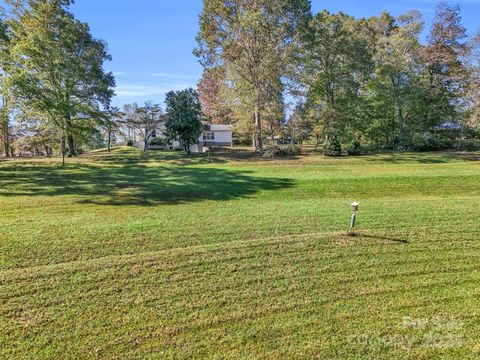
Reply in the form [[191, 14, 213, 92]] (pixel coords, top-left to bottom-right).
[[203, 131, 215, 141]]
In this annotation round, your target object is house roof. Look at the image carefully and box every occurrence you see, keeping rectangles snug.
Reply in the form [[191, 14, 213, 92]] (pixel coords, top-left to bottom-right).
[[204, 124, 232, 131], [433, 122, 463, 130]]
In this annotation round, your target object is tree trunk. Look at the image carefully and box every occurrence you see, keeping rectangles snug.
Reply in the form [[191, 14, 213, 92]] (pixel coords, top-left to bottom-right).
[[67, 134, 76, 157], [108, 127, 112, 152], [424, 69, 435, 132], [398, 107, 405, 138], [390, 75, 406, 148], [2, 128, 8, 158], [1, 98, 9, 158], [61, 137, 66, 166], [254, 107, 263, 152], [65, 117, 76, 157], [314, 135, 321, 151], [43, 142, 50, 157]]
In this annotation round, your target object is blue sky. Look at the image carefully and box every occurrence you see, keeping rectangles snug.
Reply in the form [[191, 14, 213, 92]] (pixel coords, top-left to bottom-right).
[[68, 0, 480, 108]]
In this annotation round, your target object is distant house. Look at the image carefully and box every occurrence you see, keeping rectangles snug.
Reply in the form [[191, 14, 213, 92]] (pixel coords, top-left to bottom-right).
[[130, 123, 233, 153], [433, 121, 467, 139]]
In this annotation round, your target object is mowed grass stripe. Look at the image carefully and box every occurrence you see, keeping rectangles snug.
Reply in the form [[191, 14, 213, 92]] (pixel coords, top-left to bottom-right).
[[2, 231, 480, 308], [1, 197, 479, 269], [2, 222, 480, 277]]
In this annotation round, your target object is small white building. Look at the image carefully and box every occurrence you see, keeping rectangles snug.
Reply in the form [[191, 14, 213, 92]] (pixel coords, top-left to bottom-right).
[[130, 123, 233, 153]]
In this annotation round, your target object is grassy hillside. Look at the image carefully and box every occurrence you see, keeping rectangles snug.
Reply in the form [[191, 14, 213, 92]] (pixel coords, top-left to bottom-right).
[[1, 147, 480, 359]]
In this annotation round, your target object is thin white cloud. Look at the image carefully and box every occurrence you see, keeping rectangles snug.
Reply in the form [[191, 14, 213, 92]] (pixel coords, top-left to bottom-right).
[[150, 73, 199, 80], [115, 83, 194, 98]]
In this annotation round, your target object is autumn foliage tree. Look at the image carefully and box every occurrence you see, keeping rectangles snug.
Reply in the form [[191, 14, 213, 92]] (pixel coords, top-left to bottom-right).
[[195, 0, 311, 152], [198, 66, 232, 124]]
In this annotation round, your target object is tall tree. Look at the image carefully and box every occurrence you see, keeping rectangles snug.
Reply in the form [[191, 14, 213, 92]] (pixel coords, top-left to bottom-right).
[[198, 66, 232, 124], [297, 11, 373, 141], [0, 96, 11, 158], [0, 16, 13, 157], [195, 0, 311, 151], [367, 11, 424, 146], [465, 32, 480, 127], [420, 2, 469, 129], [164, 88, 203, 154], [123, 101, 163, 152], [6, 0, 114, 157], [103, 106, 122, 152]]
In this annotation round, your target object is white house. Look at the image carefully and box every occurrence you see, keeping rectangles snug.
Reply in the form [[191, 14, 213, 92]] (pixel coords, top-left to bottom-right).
[[130, 123, 233, 153]]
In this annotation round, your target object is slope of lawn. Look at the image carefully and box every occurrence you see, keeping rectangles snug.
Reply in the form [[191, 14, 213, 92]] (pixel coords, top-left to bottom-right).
[[1, 147, 480, 359]]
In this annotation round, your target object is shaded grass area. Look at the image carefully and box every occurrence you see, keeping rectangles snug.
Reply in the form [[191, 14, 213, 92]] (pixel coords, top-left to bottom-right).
[[0, 163, 292, 206], [1, 147, 480, 358]]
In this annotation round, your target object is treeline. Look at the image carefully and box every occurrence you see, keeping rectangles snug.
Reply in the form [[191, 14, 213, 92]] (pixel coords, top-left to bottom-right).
[[1, 1, 479, 158], [196, 1, 480, 152]]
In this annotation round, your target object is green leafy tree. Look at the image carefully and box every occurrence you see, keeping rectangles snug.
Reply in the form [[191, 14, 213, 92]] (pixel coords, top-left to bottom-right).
[[287, 102, 325, 147], [0, 16, 13, 157], [195, 0, 311, 152], [465, 32, 480, 128], [123, 102, 163, 152], [419, 3, 470, 130], [296, 11, 373, 142], [367, 11, 424, 147], [6, 0, 114, 157], [14, 114, 59, 156], [103, 106, 122, 152], [164, 88, 203, 154]]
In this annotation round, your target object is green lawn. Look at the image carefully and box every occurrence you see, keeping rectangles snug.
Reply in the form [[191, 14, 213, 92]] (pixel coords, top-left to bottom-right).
[[1, 147, 480, 359]]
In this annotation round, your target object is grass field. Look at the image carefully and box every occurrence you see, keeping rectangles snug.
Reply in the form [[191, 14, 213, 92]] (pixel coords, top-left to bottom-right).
[[1, 147, 480, 359]]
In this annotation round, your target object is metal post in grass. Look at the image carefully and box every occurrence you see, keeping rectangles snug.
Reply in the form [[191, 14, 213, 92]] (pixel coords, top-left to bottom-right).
[[348, 202, 360, 236], [204, 141, 213, 163]]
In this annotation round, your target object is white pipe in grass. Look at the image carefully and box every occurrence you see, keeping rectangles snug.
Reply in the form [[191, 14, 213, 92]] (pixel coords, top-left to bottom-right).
[[348, 202, 360, 236]]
